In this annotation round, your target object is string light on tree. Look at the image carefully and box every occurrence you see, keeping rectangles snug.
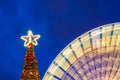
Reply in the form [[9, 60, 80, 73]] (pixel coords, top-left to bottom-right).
[[20, 30, 40, 80]]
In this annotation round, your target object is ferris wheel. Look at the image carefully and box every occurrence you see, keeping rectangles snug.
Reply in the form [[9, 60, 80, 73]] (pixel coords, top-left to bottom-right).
[[43, 22, 120, 80]]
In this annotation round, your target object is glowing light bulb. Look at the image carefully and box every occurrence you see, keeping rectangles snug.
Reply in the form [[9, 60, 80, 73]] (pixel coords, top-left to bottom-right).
[[21, 30, 40, 47]]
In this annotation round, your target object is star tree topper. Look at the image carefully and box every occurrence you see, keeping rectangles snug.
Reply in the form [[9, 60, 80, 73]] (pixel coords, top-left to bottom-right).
[[21, 30, 40, 47]]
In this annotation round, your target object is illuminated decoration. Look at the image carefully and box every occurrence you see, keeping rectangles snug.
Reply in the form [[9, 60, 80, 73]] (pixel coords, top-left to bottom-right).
[[43, 22, 120, 80], [20, 30, 40, 80], [21, 30, 40, 47]]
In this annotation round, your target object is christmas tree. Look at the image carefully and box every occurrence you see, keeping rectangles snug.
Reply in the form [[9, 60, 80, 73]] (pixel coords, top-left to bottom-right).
[[20, 30, 40, 80]]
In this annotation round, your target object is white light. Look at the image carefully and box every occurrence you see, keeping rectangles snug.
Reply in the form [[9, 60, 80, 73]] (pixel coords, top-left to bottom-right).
[[21, 30, 40, 47]]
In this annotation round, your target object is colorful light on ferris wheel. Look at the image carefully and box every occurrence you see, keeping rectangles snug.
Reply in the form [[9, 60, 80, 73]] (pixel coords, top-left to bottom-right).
[[43, 22, 120, 80]]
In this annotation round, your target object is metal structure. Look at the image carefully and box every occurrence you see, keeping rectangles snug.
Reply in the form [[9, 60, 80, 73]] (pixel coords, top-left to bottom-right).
[[43, 22, 120, 80]]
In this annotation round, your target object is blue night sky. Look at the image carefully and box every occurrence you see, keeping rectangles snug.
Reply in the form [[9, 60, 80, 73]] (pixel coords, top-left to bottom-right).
[[0, 0, 120, 79]]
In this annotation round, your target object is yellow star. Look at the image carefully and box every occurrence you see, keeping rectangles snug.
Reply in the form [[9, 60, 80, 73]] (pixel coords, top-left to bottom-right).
[[21, 30, 40, 47]]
